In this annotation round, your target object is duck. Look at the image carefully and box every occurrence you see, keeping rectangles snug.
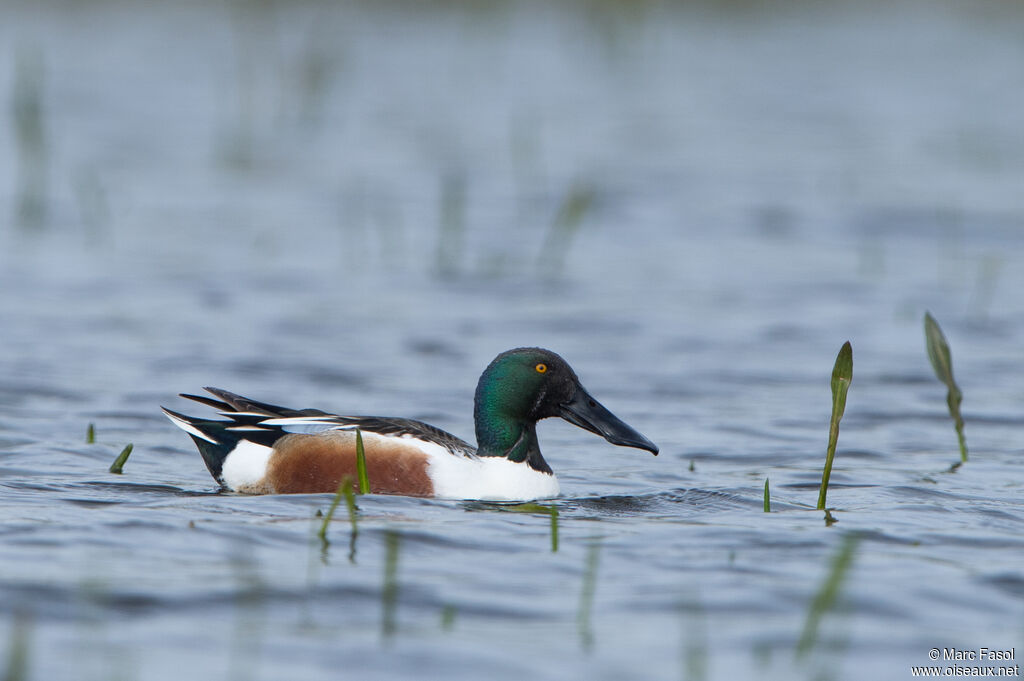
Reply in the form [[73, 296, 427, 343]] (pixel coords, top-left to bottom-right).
[[162, 347, 658, 501]]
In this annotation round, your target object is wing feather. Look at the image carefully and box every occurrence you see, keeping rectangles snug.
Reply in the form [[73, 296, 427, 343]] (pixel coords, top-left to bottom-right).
[[178, 388, 476, 457]]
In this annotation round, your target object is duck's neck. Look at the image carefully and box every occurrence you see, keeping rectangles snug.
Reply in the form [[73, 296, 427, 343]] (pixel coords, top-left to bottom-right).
[[474, 404, 553, 474]]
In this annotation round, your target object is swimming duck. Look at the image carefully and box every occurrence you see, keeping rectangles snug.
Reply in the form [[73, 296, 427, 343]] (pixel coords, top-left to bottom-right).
[[162, 347, 658, 501]]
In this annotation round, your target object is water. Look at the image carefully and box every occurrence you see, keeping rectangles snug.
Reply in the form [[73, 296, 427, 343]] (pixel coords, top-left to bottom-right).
[[2, 1, 1024, 679]]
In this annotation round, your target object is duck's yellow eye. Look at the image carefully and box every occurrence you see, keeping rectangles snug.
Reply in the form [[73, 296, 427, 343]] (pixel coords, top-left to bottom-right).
[[535, 363, 548, 374]]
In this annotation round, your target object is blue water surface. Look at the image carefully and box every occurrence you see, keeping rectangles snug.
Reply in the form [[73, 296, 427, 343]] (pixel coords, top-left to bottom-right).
[[1, 2, 1024, 679]]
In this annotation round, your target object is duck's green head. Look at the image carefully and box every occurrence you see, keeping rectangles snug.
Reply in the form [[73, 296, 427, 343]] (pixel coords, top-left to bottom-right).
[[473, 347, 658, 470]]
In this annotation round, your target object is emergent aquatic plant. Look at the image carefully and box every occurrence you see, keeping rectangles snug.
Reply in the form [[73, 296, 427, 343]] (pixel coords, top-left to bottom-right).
[[817, 342, 852, 511], [86, 423, 95, 444], [924, 312, 967, 464], [763, 477, 770, 513], [355, 428, 370, 494], [550, 503, 559, 553], [108, 444, 133, 474]]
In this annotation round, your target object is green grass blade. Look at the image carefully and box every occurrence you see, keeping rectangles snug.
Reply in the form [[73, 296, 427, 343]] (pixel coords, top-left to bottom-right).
[[86, 423, 95, 444], [924, 312, 968, 463], [108, 444, 133, 474], [355, 429, 370, 494], [763, 477, 770, 513], [817, 341, 852, 510], [830, 340, 854, 421], [796, 533, 860, 658], [924, 312, 954, 382], [550, 504, 559, 552]]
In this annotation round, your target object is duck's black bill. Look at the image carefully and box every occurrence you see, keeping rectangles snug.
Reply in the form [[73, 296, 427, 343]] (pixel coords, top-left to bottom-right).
[[559, 386, 659, 455]]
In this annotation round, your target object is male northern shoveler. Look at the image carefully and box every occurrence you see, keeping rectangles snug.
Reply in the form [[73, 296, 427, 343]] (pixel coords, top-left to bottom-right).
[[162, 347, 658, 501]]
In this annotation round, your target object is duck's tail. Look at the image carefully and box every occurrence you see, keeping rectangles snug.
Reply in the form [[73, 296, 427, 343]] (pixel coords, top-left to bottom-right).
[[165, 387, 328, 486], [161, 407, 241, 484], [162, 389, 286, 485]]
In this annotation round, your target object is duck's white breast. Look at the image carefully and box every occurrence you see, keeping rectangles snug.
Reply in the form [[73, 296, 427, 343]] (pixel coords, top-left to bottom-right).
[[423, 446, 560, 501]]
